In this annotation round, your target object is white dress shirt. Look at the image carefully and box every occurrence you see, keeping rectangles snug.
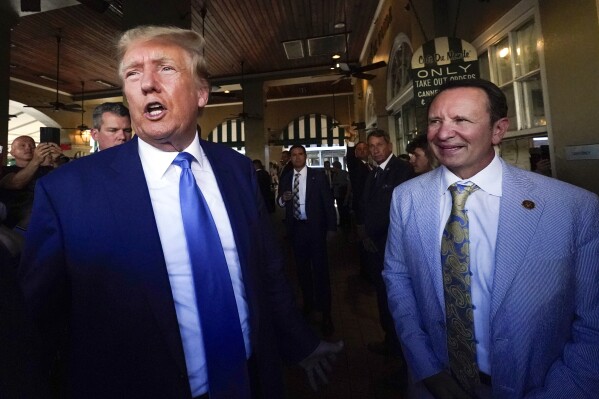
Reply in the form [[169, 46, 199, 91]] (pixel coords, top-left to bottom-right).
[[438, 155, 503, 375], [278, 166, 308, 219], [138, 134, 251, 397], [375, 152, 393, 170]]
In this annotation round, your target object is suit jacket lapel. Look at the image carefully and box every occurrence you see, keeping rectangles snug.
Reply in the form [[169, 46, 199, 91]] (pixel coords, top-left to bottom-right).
[[414, 169, 445, 307], [200, 141, 251, 284], [491, 162, 545, 321], [305, 167, 314, 201], [104, 138, 188, 375]]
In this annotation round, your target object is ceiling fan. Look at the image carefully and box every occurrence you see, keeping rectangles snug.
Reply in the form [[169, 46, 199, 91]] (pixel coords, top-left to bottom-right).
[[226, 61, 262, 121], [318, 7, 387, 85], [62, 81, 90, 132], [331, 60, 387, 84], [24, 33, 83, 113]]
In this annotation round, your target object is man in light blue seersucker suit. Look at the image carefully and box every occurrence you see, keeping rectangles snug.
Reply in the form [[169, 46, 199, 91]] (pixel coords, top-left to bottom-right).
[[383, 79, 599, 398]]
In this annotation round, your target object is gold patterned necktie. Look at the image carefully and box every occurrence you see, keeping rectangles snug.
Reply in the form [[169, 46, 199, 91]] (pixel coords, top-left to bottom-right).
[[441, 183, 480, 393], [293, 173, 301, 220]]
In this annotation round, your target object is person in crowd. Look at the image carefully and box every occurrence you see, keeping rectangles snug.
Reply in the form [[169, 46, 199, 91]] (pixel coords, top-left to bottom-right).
[[278, 145, 337, 336], [269, 161, 280, 192], [323, 160, 333, 188], [279, 150, 293, 181], [330, 160, 350, 228], [406, 132, 438, 175], [345, 131, 372, 280], [253, 159, 275, 213], [0, 136, 63, 229], [90, 102, 133, 151], [358, 129, 414, 360], [19, 25, 342, 399], [383, 79, 599, 398]]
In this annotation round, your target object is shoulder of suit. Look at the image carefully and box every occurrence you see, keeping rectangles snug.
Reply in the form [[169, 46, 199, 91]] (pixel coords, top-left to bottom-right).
[[503, 161, 597, 202]]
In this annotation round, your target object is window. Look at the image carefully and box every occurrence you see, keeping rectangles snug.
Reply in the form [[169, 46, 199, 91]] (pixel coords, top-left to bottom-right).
[[475, 0, 548, 137], [387, 34, 413, 102]]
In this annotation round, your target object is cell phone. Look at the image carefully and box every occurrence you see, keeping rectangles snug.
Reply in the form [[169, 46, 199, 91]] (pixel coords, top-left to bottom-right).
[[40, 127, 61, 145]]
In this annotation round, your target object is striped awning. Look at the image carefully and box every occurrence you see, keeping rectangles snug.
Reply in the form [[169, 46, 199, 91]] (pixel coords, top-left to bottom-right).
[[271, 113, 345, 147], [207, 119, 245, 150]]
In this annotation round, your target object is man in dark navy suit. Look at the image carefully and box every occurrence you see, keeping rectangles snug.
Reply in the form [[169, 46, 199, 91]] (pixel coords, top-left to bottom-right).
[[278, 145, 337, 336], [19, 25, 341, 399], [358, 129, 414, 358]]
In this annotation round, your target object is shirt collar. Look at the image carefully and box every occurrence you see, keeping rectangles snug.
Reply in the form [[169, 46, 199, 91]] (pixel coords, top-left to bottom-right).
[[293, 166, 307, 175], [440, 154, 503, 197], [137, 132, 203, 179], [377, 153, 394, 170]]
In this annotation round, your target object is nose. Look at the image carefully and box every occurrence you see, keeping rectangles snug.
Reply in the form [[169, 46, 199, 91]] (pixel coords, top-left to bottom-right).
[[431, 120, 455, 141], [140, 70, 159, 94]]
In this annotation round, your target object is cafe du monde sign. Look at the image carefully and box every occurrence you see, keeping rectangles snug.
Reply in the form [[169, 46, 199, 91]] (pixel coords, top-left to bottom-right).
[[411, 37, 479, 106]]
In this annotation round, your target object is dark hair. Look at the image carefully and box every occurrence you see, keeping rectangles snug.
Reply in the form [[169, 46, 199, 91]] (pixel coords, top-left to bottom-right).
[[429, 79, 508, 125], [366, 129, 391, 143], [406, 133, 429, 154], [406, 133, 439, 169], [289, 144, 306, 155], [332, 161, 342, 169], [92, 102, 130, 129], [252, 159, 263, 168]]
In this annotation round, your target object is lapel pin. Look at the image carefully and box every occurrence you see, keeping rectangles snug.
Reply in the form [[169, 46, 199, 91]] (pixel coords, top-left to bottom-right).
[[522, 200, 535, 210]]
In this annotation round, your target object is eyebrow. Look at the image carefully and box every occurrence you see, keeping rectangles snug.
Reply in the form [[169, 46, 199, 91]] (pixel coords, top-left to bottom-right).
[[122, 55, 176, 71]]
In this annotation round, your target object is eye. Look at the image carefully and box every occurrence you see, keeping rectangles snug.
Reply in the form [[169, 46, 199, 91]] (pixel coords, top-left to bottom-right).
[[454, 117, 471, 123], [124, 70, 139, 79]]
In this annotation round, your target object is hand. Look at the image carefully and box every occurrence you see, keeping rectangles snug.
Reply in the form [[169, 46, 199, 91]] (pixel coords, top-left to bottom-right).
[[423, 371, 472, 399], [344, 126, 358, 143], [32, 143, 56, 166], [48, 143, 63, 161], [299, 340, 344, 391], [282, 191, 293, 201], [362, 237, 378, 253]]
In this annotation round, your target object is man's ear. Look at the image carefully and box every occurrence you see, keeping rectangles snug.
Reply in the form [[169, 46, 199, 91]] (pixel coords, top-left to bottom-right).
[[491, 117, 509, 145], [90, 129, 99, 141], [197, 86, 209, 108]]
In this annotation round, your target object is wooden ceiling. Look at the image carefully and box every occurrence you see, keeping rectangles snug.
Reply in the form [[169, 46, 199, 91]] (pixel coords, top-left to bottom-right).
[[9, 0, 381, 105]]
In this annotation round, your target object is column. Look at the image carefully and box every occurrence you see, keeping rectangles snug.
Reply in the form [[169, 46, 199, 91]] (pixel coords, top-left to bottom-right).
[[242, 80, 268, 163]]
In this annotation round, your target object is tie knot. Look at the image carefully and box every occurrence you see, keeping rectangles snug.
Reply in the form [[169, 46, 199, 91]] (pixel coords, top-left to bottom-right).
[[295, 172, 301, 178], [448, 183, 479, 209], [173, 152, 195, 169]]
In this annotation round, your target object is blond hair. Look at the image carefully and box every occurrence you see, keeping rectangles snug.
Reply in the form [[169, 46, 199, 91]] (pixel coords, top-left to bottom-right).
[[116, 25, 209, 89]]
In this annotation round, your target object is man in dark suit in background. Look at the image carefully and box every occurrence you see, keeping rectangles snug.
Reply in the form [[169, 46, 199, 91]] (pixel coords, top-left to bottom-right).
[[278, 145, 337, 336], [345, 129, 372, 280], [358, 129, 414, 358], [279, 150, 293, 181], [253, 159, 275, 213], [19, 25, 341, 399]]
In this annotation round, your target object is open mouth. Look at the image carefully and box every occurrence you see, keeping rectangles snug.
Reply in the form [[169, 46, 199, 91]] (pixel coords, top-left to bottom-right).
[[144, 102, 167, 119]]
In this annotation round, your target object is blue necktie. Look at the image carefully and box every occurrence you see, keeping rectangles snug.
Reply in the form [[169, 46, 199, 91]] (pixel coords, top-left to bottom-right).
[[172, 152, 250, 399]]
